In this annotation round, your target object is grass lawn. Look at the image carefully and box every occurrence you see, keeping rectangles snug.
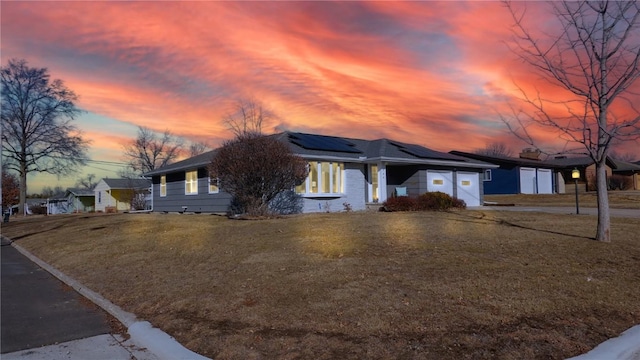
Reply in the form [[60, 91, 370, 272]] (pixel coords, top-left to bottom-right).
[[2, 209, 639, 359]]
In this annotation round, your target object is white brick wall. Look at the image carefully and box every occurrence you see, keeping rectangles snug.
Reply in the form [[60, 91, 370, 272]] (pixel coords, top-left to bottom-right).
[[301, 163, 366, 213]]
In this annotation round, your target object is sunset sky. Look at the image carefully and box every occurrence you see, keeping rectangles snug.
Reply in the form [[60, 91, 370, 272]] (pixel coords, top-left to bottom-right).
[[2, 1, 639, 194]]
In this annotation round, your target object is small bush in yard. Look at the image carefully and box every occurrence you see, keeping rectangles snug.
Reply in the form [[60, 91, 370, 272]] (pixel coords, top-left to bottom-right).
[[383, 192, 466, 212], [417, 191, 466, 210], [382, 196, 418, 211]]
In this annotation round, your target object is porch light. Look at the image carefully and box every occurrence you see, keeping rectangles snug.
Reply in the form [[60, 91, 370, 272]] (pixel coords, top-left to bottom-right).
[[571, 169, 580, 179]]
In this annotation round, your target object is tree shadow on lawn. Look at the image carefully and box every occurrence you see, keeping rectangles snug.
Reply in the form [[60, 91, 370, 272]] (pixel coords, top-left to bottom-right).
[[446, 211, 596, 241], [4, 216, 88, 241]]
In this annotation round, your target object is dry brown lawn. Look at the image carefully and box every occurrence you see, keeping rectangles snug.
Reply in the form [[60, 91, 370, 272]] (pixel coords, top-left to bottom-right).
[[2, 209, 639, 359], [485, 191, 640, 209]]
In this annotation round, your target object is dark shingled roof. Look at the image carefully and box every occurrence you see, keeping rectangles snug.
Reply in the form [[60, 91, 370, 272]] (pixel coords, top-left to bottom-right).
[[448, 151, 565, 169], [144, 131, 497, 177], [546, 156, 620, 170], [65, 188, 95, 197], [144, 150, 217, 177], [101, 178, 151, 189], [610, 159, 640, 173]]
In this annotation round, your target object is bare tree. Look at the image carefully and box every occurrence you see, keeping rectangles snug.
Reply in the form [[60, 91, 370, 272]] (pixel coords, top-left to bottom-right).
[[503, 1, 640, 242], [75, 173, 98, 189], [476, 142, 513, 157], [209, 133, 308, 216], [122, 126, 183, 174], [188, 141, 210, 157], [41, 185, 65, 198], [1, 59, 89, 215], [223, 98, 273, 137]]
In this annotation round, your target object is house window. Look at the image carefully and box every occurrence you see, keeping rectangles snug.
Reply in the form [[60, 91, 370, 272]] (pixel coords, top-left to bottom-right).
[[185, 170, 198, 195], [98, 191, 101, 204], [484, 169, 492, 182], [160, 175, 167, 197], [296, 161, 344, 195], [208, 177, 219, 194]]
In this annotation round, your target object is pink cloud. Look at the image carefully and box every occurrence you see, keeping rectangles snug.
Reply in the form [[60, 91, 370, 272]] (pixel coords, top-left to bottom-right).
[[2, 0, 638, 194]]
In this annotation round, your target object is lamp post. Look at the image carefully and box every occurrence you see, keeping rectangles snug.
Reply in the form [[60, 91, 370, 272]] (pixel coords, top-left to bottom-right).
[[572, 168, 580, 215]]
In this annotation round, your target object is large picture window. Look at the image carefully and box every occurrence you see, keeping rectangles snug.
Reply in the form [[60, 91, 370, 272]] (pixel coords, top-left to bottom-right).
[[160, 175, 167, 197], [296, 161, 344, 195], [185, 170, 198, 195]]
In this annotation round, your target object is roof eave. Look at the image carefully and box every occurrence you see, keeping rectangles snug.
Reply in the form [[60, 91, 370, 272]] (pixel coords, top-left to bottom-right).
[[368, 157, 499, 168]]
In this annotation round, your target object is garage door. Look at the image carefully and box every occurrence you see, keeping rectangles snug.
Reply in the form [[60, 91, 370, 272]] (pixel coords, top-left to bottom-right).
[[537, 169, 553, 194], [456, 172, 480, 206], [519, 168, 536, 194], [427, 170, 453, 197]]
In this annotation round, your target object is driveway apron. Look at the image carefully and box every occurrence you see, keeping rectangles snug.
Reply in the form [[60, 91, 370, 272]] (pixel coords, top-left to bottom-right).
[[1, 243, 112, 353]]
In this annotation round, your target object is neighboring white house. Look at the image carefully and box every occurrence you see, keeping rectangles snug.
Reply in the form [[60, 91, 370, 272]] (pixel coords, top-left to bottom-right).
[[94, 178, 151, 212]]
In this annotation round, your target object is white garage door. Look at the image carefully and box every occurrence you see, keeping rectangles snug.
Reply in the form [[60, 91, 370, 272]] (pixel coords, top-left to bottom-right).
[[519, 168, 536, 194], [537, 169, 553, 194], [427, 170, 454, 197], [456, 172, 480, 207]]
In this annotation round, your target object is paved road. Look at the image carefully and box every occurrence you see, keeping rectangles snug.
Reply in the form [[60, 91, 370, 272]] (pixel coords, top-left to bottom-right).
[[0, 242, 115, 353], [475, 206, 640, 218]]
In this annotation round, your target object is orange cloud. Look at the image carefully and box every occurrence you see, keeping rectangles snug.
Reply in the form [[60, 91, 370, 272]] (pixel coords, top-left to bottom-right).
[[2, 1, 639, 193]]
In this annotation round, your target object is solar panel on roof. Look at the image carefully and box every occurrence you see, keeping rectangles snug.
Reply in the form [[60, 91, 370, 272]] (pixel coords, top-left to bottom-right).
[[390, 141, 462, 161], [290, 133, 361, 153]]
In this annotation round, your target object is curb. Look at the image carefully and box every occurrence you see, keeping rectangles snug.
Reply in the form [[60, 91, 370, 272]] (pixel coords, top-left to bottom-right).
[[566, 325, 640, 360], [8, 239, 209, 360]]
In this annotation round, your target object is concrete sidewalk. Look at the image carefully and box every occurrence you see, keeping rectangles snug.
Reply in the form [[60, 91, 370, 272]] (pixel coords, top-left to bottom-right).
[[0, 236, 209, 360], [472, 206, 640, 218]]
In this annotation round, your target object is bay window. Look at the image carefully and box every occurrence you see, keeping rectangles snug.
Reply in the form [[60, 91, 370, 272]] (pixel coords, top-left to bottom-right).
[[296, 161, 344, 195]]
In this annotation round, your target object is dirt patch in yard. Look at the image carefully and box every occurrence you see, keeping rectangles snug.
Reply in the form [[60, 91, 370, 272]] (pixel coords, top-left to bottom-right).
[[2, 211, 639, 359]]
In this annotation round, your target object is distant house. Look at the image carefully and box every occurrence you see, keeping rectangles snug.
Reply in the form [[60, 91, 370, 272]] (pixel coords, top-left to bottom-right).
[[94, 178, 151, 212], [46, 196, 69, 215], [548, 156, 613, 192], [65, 188, 95, 213], [449, 149, 564, 195], [609, 159, 640, 190], [143, 132, 497, 213]]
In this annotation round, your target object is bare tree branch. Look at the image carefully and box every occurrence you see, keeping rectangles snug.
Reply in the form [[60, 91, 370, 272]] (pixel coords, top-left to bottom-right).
[[502, 0, 640, 242], [223, 98, 273, 137], [188, 141, 210, 157], [1, 58, 89, 215], [122, 126, 184, 174], [475, 142, 514, 157]]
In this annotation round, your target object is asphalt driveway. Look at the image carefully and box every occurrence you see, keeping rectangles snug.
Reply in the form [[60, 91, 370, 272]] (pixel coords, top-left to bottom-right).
[[0, 241, 113, 353]]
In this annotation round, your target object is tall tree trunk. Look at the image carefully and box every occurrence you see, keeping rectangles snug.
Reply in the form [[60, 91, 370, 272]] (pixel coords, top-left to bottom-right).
[[19, 164, 27, 216], [595, 161, 610, 242]]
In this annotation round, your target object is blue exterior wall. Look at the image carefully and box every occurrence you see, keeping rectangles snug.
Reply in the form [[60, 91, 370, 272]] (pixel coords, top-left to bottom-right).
[[151, 167, 232, 213], [483, 167, 519, 194]]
